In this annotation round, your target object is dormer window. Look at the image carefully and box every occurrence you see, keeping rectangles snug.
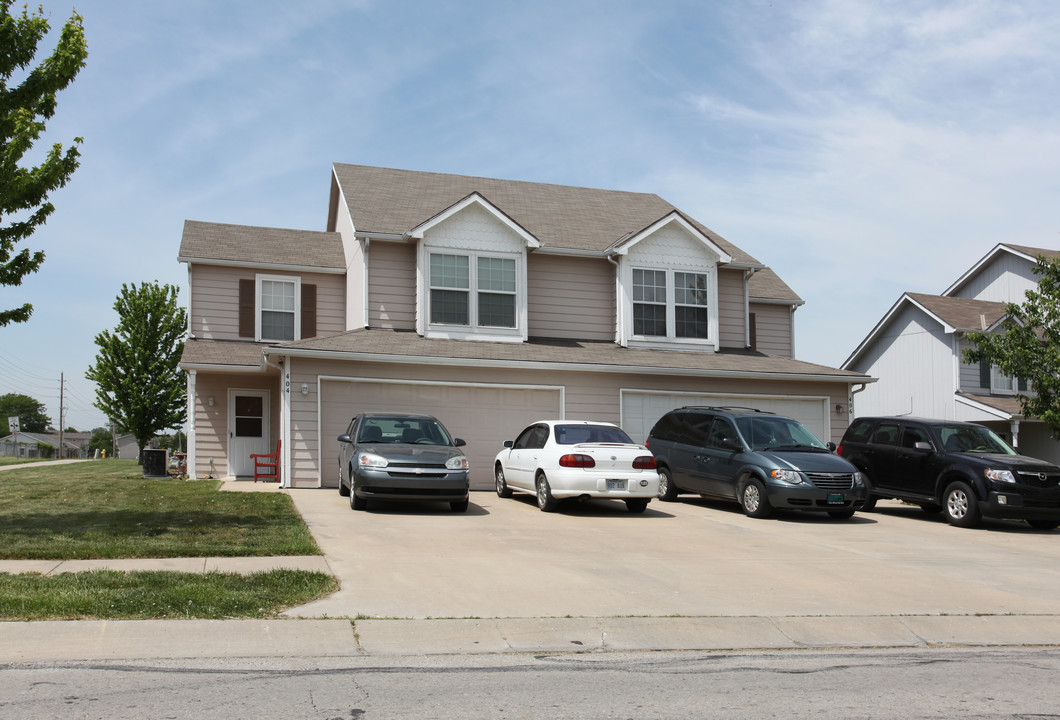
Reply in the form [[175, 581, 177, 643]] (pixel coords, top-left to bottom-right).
[[631, 267, 712, 342], [429, 253, 517, 329]]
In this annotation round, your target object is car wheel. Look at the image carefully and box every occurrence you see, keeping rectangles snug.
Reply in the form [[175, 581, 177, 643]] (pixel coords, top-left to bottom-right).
[[495, 464, 513, 498], [536, 473, 558, 513], [625, 498, 649, 514], [828, 509, 855, 520], [657, 466, 678, 501], [351, 489, 367, 511], [740, 478, 773, 519], [942, 481, 980, 528], [860, 495, 878, 512], [450, 500, 469, 513], [919, 502, 942, 514], [1028, 519, 1060, 530]]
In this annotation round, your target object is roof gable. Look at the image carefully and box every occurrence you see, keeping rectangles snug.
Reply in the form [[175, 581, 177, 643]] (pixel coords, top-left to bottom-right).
[[609, 211, 732, 263], [943, 242, 1058, 297]]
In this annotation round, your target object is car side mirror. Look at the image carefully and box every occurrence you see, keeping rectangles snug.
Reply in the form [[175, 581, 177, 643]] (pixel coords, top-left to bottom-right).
[[454, 438, 467, 447], [337, 434, 352, 444], [826, 442, 837, 452], [503, 440, 513, 448], [721, 437, 742, 452], [914, 441, 933, 452]]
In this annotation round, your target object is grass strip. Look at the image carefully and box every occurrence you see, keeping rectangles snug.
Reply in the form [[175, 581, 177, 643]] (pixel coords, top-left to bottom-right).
[[0, 460, 321, 559], [0, 569, 339, 620]]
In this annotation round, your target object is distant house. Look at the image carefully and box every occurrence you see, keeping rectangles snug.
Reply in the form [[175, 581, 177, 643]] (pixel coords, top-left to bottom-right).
[[0, 432, 91, 459], [178, 163, 871, 488], [842, 243, 1060, 462]]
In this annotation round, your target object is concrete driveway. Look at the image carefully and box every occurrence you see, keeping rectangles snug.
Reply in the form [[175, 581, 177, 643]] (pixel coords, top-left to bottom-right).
[[285, 489, 1060, 621]]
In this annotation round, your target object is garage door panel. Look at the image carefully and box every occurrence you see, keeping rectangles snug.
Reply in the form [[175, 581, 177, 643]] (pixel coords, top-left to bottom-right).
[[321, 379, 561, 490], [623, 391, 828, 445]]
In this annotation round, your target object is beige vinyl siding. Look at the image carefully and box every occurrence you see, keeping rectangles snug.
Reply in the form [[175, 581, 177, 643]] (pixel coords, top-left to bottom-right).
[[717, 268, 746, 349], [189, 265, 345, 340], [749, 302, 793, 357], [367, 241, 417, 330], [288, 356, 854, 488], [528, 254, 614, 341], [189, 372, 280, 480]]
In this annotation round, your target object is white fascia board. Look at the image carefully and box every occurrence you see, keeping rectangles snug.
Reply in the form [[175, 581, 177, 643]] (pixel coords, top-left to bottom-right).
[[532, 246, 607, 258], [942, 243, 1025, 297], [177, 257, 345, 275], [407, 192, 540, 248], [955, 393, 1019, 420], [271, 346, 871, 384], [749, 296, 806, 307], [842, 294, 949, 369], [179, 362, 265, 373], [610, 212, 732, 263]]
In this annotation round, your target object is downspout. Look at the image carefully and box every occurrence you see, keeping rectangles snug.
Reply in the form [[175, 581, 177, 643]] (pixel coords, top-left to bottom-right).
[[361, 236, 370, 329], [187, 370, 197, 478], [848, 382, 868, 421], [1010, 418, 1021, 451], [606, 251, 623, 346], [262, 352, 291, 489]]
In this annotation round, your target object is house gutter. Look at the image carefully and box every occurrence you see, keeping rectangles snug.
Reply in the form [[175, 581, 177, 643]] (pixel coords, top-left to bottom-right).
[[268, 346, 873, 385]]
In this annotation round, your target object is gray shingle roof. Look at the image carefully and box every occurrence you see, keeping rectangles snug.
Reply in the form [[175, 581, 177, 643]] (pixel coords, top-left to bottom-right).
[[178, 220, 345, 269], [748, 267, 803, 304], [180, 339, 269, 368], [266, 328, 866, 380], [332, 163, 761, 264], [1001, 244, 1060, 261], [907, 293, 1008, 332]]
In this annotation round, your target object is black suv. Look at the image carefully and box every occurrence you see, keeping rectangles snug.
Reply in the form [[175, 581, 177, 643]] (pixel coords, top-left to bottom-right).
[[645, 407, 866, 519], [837, 417, 1060, 529]]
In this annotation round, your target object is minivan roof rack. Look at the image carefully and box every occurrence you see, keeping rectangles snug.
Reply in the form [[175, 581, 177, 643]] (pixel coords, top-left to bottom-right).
[[679, 406, 776, 415]]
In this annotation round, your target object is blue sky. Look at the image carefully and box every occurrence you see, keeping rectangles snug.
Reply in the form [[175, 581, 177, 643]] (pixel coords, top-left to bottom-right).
[[2, 0, 1058, 431]]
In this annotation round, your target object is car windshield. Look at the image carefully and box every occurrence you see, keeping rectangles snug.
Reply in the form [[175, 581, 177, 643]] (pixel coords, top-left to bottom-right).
[[735, 416, 829, 452], [934, 424, 1015, 455], [357, 417, 453, 445], [554, 424, 633, 445]]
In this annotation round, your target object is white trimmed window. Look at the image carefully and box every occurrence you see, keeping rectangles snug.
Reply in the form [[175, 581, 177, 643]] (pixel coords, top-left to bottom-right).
[[429, 252, 517, 330], [257, 275, 300, 342], [632, 268, 711, 341]]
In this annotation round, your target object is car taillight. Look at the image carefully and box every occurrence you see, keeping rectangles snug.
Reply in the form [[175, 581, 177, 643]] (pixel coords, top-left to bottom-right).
[[559, 454, 595, 468], [835, 445, 845, 456], [633, 455, 656, 469]]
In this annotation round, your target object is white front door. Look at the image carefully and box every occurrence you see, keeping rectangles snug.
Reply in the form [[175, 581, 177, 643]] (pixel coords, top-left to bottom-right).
[[228, 389, 271, 477]]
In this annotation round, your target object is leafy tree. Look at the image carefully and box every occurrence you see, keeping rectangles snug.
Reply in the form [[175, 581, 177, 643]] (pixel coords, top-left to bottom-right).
[[88, 426, 112, 456], [1, 2, 88, 326], [964, 255, 1060, 437], [85, 282, 187, 456], [0, 391, 50, 431]]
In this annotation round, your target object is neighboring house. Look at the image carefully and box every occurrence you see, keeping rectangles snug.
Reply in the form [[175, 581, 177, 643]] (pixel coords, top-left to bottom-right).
[[842, 243, 1060, 463], [0, 432, 91, 459], [178, 163, 871, 488]]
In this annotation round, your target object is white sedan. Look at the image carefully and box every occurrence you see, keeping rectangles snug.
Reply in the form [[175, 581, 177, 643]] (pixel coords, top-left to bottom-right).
[[494, 420, 661, 513]]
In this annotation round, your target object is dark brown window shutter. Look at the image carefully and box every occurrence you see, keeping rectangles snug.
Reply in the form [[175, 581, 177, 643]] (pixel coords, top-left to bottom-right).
[[301, 283, 317, 339], [238, 279, 255, 338], [748, 312, 757, 351]]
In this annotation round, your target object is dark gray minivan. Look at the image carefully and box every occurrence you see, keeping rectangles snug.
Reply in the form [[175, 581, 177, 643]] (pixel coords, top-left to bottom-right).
[[646, 406, 866, 519]]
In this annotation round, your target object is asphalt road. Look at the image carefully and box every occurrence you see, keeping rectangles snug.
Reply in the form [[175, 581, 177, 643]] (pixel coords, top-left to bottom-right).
[[4, 647, 1060, 719]]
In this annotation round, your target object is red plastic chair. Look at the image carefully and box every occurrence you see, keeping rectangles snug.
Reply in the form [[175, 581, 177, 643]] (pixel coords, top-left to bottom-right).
[[251, 440, 280, 483]]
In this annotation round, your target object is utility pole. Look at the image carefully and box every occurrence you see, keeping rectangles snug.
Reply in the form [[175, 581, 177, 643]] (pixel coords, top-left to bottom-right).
[[59, 373, 65, 460]]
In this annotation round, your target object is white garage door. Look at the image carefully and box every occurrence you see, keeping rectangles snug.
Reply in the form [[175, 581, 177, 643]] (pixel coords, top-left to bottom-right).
[[621, 391, 830, 445], [320, 378, 562, 490]]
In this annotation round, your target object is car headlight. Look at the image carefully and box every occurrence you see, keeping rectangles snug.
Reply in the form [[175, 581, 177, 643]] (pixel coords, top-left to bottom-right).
[[853, 471, 865, 487], [770, 468, 802, 483], [358, 452, 388, 469], [446, 456, 469, 470], [985, 469, 1016, 483]]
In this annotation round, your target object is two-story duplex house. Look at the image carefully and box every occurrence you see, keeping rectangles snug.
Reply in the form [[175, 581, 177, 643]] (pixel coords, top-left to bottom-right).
[[842, 243, 1060, 463], [178, 164, 871, 488]]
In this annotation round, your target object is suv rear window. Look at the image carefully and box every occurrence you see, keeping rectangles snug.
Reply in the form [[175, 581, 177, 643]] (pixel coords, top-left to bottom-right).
[[843, 418, 874, 443]]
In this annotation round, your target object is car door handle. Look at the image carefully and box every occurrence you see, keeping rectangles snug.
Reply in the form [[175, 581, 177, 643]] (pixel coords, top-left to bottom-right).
[[694, 455, 709, 463]]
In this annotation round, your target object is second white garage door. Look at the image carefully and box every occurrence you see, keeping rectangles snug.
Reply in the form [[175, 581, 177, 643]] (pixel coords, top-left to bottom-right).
[[320, 378, 563, 490], [621, 391, 830, 445]]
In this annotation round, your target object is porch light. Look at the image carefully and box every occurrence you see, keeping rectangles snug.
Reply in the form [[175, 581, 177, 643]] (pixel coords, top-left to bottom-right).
[[207, 396, 214, 406]]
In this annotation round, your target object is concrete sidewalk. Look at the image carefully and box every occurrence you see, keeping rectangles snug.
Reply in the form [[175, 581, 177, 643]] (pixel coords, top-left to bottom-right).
[[4, 614, 1060, 662]]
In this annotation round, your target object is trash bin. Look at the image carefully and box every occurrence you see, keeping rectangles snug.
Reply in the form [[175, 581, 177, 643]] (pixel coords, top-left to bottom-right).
[[142, 448, 168, 478]]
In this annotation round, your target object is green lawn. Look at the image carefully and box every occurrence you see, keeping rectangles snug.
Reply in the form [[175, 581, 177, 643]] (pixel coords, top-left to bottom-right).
[[0, 459, 338, 619], [0, 459, 321, 559], [0, 456, 46, 466], [0, 569, 338, 620]]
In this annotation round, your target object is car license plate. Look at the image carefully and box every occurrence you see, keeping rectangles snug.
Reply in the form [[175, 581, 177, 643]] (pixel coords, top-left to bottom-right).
[[607, 479, 626, 491], [827, 493, 844, 505]]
